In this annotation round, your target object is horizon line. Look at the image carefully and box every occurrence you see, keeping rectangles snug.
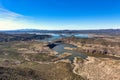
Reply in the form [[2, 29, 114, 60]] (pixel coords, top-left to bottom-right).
[[0, 28, 120, 31]]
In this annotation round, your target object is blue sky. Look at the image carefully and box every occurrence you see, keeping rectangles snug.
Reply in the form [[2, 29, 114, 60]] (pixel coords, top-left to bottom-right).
[[0, 0, 120, 30]]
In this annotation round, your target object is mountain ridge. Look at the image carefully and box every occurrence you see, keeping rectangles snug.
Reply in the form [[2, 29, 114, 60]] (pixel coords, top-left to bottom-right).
[[0, 29, 120, 36]]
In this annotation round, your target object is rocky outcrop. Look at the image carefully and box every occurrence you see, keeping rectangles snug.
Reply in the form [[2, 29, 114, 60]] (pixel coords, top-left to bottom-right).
[[16, 41, 57, 55], [73, 57, 120, 80], [61, 37, 120, 56]]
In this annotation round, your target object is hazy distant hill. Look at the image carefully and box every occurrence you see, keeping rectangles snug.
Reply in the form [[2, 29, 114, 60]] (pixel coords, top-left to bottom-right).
[[0, 33, 51, 42], [0, 29, 120, 36]]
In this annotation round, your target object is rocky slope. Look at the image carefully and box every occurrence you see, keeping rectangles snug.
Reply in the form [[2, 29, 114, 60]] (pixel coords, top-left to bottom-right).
[[61, 36, 120, 57], [0, 34, 120, 80], [0, 41, 85, 80], [73, 57, 120, 80]]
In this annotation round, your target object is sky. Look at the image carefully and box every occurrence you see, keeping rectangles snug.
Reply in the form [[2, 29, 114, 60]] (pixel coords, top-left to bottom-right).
[[0, 0, 120, 30]]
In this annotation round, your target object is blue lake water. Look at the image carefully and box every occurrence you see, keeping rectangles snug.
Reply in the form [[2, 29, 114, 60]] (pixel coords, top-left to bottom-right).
[[35, 33, 88, 60], [52, 43, 87, 60], [37, 33, 89, 42]]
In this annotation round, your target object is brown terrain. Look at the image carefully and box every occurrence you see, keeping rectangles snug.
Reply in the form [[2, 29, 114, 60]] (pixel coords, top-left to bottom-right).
[[61, 35, 120, 57], [0, 41, 85, 80], [0, 33, 120, 80], [73, 57, 120, 80], [61, 35, 120, 80]]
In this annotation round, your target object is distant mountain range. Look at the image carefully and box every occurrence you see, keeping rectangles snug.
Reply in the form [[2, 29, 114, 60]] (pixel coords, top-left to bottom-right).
[[0, 29, 120, 36], [0, 33, 52, 42]]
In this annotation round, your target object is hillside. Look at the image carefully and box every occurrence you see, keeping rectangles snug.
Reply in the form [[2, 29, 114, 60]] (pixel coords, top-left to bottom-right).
[[0, 33, 51, 42], [1, 29, 120, 36]]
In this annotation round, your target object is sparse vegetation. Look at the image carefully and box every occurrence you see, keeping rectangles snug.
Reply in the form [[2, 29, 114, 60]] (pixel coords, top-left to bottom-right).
[[0, 40, 85, 80], [61, 37, 120, 58], [0, 32, 120, 80]]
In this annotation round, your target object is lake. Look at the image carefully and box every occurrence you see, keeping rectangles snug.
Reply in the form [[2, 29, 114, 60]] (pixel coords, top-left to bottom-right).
[[52, 43, 87, 60], [37, 33, 89, 42], [36, 33, 88, 60]]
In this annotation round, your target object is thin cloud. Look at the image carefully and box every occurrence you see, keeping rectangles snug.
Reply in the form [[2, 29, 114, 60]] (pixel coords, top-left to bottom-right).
[[0, 7, 34, 30], [0, 7, 52, 30], [0, 7, 24, 20]]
